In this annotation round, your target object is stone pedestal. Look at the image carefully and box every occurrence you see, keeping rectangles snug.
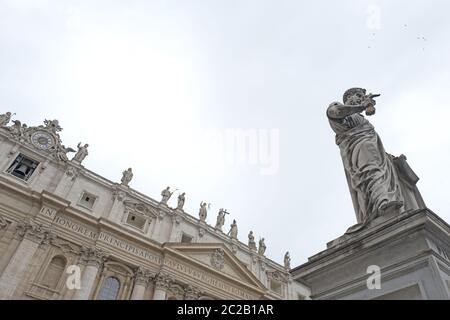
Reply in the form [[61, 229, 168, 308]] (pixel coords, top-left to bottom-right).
[[291, 209, 450, 300]]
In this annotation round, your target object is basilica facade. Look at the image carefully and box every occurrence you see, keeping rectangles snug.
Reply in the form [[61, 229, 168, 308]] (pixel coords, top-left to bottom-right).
[[0, 113, 310, 300]]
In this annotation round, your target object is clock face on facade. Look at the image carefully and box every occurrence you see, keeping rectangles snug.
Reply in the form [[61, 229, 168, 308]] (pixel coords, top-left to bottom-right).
[[30, 131, 55, 150]]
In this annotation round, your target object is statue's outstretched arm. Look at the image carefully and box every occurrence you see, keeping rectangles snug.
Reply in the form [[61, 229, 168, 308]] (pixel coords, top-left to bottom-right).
[[327, 102, 367, 119]]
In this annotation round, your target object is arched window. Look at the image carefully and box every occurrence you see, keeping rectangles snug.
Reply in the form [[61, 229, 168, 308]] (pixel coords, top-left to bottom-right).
[[41, 255, 67, 289], [98, 277, 120, 300]]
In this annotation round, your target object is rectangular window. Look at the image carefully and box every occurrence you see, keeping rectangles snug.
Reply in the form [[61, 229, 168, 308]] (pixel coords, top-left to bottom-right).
[[6, 154, 39, 181], [270, 280, 282, 295], [78, 192, 97, 210], [181, 234, 193, 243], [125, 213, 146, 230]]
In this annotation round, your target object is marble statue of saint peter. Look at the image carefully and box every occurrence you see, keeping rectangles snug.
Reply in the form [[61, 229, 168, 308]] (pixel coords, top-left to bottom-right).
[[327, 88, 424, 225]]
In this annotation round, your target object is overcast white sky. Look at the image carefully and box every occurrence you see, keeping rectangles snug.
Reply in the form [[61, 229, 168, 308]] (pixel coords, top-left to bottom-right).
[[1, 0, 450, 267]]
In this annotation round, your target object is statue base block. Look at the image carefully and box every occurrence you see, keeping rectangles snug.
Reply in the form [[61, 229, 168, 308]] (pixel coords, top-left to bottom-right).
[[292, 208, 450, 300]]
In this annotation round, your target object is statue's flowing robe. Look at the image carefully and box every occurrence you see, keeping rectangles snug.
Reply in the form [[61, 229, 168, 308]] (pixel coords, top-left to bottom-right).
[[230, 226, 237, 238], [327, 103, 404, 223]]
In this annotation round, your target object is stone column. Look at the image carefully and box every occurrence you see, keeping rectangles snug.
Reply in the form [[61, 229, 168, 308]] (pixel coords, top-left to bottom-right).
[[184, 284, 201, 300], [0, 221, 54, 299], [130, 267, 151, 300], [152, 273, 173, 300], [73, 247, 106, 300]]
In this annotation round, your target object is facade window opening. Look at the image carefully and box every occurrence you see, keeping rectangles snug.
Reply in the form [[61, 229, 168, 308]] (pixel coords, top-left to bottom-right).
[[270, 280, 282, 295], [6, 154, 39, 181], [181, 234, 193, 243], [79, 192, 97, 210], [41, 255, 67, 289], [125, 213, 146, 230], [98, 277, 120, 300]]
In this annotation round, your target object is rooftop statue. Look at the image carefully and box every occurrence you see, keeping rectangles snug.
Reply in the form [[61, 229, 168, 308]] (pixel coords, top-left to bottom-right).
[[121, 168, 133, 187], [56, 145, 75, 162], [9, 120, 26, 140], [284, 251, 291, 270], [73, 142, 89, 163], [42, 119, 62, 133], [215, 208, 229, 231], [327, 88, 425, 227], [228, 219, 238, 239], [160, 186, 173, 205], [199, 201, 209, 222], [176, 192, 186, 210], [0, 112, 12, 126], [258, 238, 266, 255], [248, 231, 257, 250]]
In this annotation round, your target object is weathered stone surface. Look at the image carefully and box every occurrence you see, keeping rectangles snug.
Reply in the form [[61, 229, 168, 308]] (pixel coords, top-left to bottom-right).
[[327, 88, 425, 224], [0, 115, 306, 300], [291, 209, 450, 300]]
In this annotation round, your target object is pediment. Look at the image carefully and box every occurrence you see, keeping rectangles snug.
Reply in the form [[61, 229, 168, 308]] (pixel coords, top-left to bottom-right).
[[123, 200, 158, 218], [163, 243, 265, 290]]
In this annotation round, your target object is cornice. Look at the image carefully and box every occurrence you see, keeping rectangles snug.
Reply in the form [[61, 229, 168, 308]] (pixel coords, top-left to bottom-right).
[[291, 209, 447, 278], [161, 245, 267, 295]]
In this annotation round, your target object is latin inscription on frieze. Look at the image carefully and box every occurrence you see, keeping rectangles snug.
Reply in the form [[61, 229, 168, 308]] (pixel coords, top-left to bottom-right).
[[164, 257, 257, 299], [49, 215, 258, 299], [98, 232, 161, 265], [52, 215, 98, 240], [39, 206, 57, 219]]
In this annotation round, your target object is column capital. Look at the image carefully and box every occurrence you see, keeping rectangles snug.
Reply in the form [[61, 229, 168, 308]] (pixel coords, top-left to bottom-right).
[[112, 189, 127, 202], [134, 267, 154, 286], [15, 220, 56, 245], [79, 246, 107, 268], [154, 273, 174, 291], [0, 216, 8, 230], [184, 284, 201, 300], [64, 166, 80, 181]]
